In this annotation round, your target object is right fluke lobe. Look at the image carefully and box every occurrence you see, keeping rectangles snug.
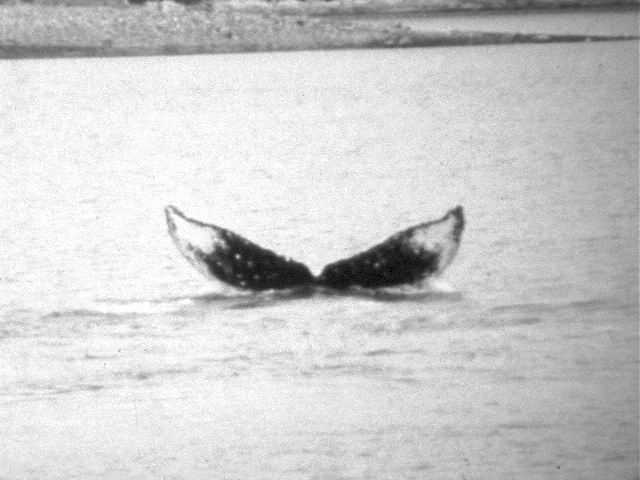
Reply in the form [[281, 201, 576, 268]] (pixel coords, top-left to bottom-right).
[[316, 206, 465, 289]]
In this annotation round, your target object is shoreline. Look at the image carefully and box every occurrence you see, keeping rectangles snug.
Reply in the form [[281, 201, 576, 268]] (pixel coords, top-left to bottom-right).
[[0, 2, 637, 60], [253, 0, 640, 16], [315, 2, 640, 17], [1, 32, 636, 61]]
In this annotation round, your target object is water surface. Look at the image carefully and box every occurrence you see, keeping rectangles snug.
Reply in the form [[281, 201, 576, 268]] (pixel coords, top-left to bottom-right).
[[0, 38, 638, 479]]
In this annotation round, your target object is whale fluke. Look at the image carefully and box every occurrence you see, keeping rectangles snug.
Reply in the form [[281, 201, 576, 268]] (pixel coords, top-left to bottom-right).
[[165, 205, 464, 291], [316, 206, 464, 289], [165, 206, 314, 291]]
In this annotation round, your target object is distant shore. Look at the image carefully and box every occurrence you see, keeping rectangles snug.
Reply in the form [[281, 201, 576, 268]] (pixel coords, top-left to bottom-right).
[[232, 0, 639, 16], [0, 0, 637, 59]]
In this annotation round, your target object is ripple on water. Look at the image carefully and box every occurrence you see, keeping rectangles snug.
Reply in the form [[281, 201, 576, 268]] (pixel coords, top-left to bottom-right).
[[489, 302, 556, 315], [473, 315, 543, 329], [112, 366, 201, 383], [5, 382, 106, 400], [199, 354, 252, 364], [363, 348, 400, 357], [353, 314, 454, 335], [490, 297, 613, 317]]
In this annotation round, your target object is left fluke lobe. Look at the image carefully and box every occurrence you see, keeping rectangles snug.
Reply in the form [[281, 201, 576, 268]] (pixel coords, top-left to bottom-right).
[[165, 206, 314, 291]]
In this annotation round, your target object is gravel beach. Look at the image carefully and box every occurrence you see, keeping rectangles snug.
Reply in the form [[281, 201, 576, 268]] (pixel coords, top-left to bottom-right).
[[0, 0, 637, 58]]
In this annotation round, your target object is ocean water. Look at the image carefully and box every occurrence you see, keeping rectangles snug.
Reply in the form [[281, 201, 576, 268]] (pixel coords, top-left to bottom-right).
[[0, 39, 638, 479]]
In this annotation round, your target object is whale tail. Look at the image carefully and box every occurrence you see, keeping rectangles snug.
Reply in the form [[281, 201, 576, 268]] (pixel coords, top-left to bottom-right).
[[316, 206, 464, 289], [165, 205, 464, 291], [165, 205, 314, 291]]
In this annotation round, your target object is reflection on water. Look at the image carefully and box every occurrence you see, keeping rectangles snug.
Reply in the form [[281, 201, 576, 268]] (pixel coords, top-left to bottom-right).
[[0, 34, 638, 480]]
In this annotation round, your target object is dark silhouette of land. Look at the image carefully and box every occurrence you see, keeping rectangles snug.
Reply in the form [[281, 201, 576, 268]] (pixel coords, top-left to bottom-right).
[[0, 0, 637, 59]]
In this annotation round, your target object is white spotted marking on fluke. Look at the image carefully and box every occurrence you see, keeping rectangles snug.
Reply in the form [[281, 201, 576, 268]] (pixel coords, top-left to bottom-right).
[[165, 205, 229, 282], [407, 206, 464, 275]]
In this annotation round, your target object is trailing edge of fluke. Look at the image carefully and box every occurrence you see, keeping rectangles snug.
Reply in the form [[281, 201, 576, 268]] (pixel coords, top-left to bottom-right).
[[165, 205, 464, 291]]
